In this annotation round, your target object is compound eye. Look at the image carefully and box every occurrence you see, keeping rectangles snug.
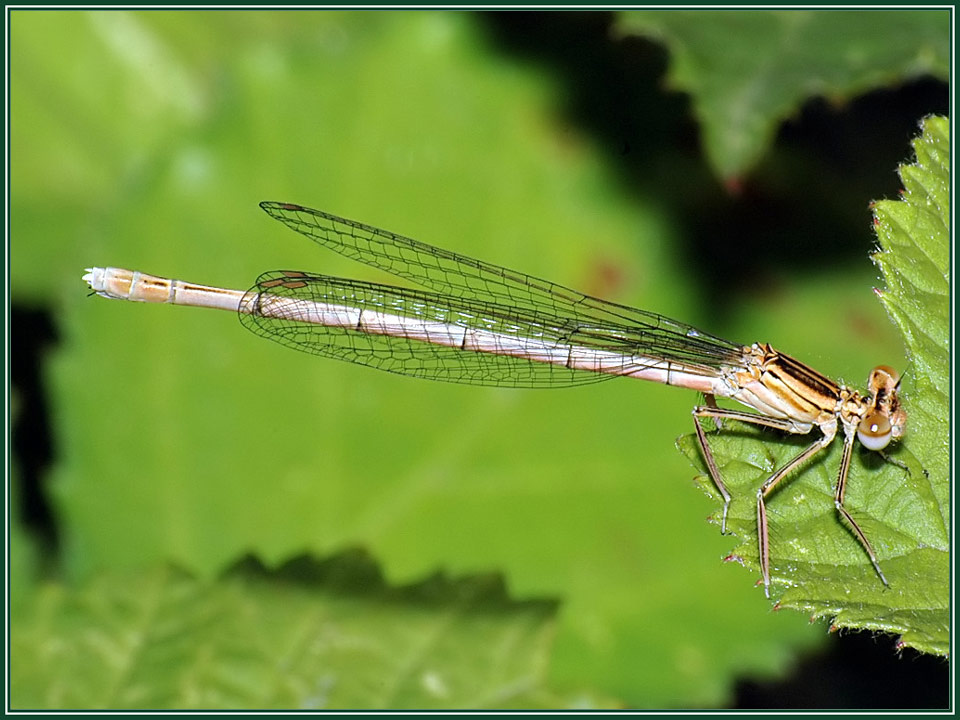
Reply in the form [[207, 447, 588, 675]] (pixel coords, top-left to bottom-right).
[[858, 412, 893, 451]]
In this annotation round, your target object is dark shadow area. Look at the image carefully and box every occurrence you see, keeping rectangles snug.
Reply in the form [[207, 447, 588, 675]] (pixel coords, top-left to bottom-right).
[[230, 549, 560, 613], [11, 305, 59, 555], [734, 630, 949, 709], [479, 12, 949, 321]]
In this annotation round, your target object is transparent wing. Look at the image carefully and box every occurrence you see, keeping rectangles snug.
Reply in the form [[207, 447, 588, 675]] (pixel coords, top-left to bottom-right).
[[239, 269, 738, 388], [240, 271, 617, 386], [258, 202, 744, 371]]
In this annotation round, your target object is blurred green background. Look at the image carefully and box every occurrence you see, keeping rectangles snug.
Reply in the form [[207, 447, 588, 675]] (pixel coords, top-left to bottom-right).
[[10, 9, 949, 709]]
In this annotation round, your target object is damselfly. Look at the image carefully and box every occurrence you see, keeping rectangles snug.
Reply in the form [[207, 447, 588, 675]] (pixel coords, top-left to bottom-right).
[[84, 201, 906, 596]]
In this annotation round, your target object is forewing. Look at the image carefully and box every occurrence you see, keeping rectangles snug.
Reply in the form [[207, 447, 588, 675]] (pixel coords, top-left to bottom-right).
[[259, 202, 744, 369]]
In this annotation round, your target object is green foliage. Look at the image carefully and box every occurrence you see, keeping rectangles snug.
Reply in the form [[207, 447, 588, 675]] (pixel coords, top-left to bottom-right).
[[872, 115, 950, 499], [679, 116, 949, 656], [616, 10, 949, 180], [12, 555, 567, 709], [11, 10, 945, 710]]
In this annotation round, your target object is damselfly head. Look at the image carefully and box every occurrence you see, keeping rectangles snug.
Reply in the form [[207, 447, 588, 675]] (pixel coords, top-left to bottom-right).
[[857, 365, 906, 450]]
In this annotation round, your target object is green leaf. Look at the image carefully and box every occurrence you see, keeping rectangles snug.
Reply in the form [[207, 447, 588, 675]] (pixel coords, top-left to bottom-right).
[[615, 10, 950, 181], [678, 116, 949, 655], [11, 554, 572, 710]]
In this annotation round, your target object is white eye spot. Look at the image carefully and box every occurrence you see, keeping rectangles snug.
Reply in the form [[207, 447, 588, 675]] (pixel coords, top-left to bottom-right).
[[858, 412, 893, 451]]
